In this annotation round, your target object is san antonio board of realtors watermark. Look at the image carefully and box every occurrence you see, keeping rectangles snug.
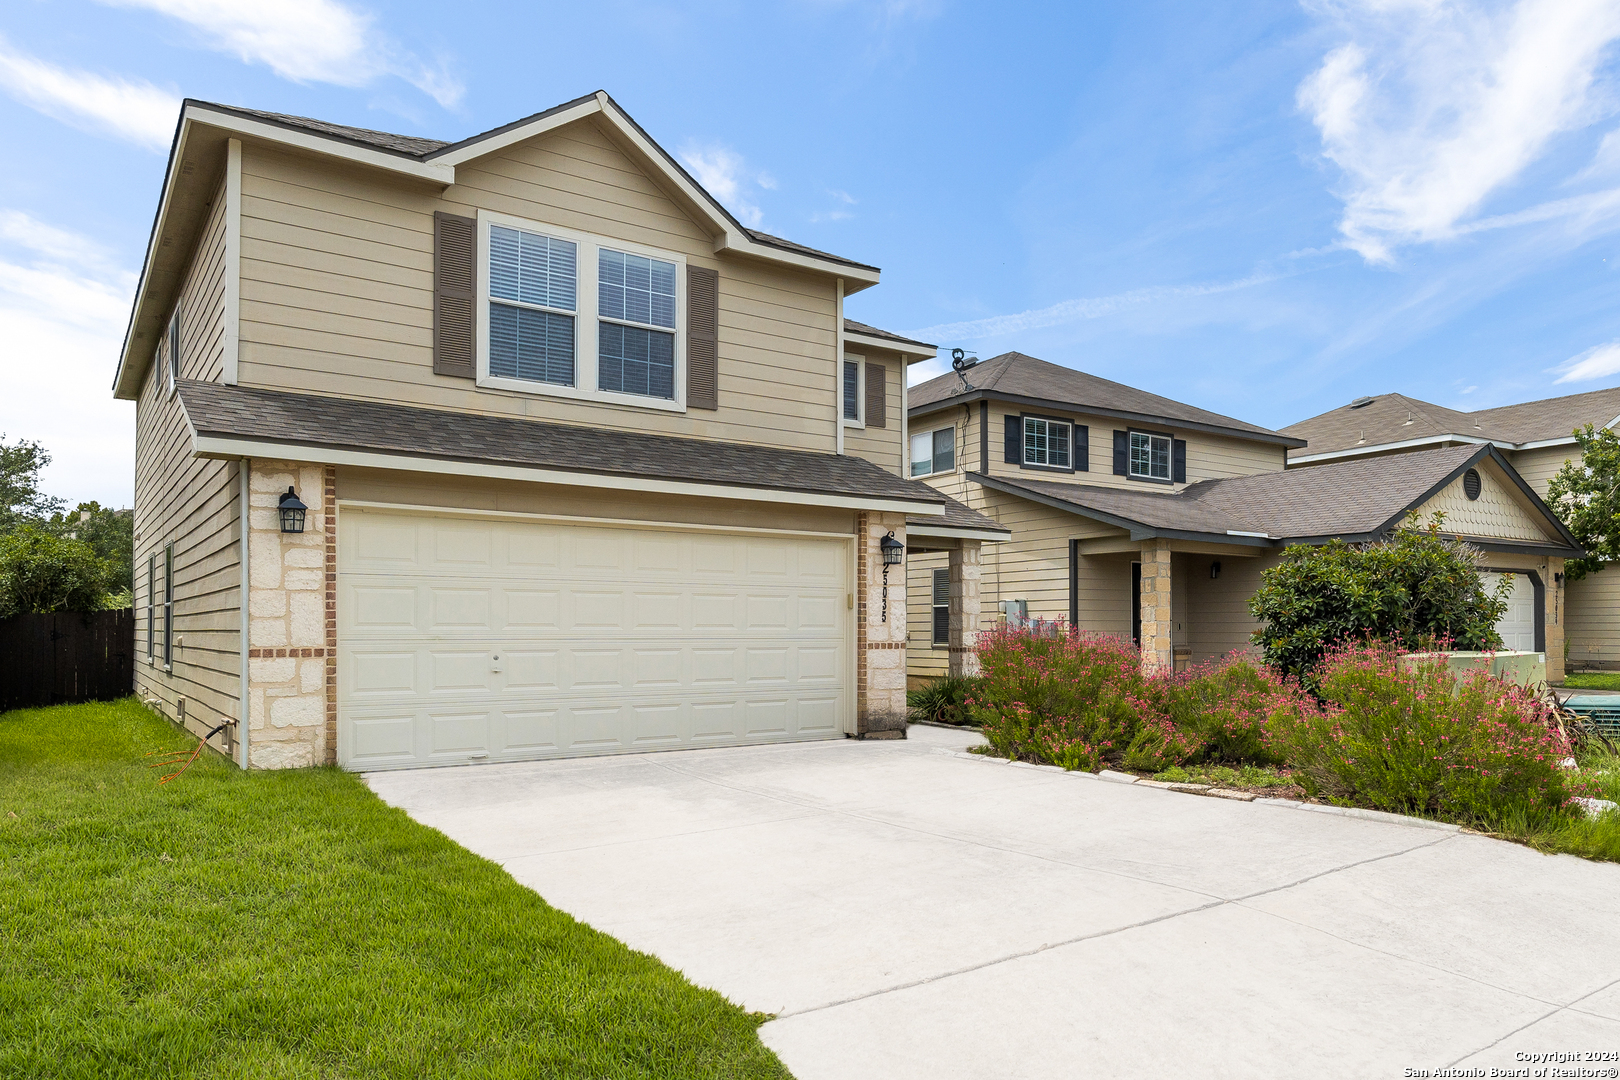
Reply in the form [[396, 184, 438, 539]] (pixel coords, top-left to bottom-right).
[[1405, 1051, 1620, 1078]]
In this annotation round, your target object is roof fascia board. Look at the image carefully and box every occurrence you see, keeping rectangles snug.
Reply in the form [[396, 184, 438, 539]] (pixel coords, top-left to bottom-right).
[[185, 104, 454, 183], [845, 331, 936, 358], [1469, 538, 1585, 557], [191, 434, 947, 516], [905, 523, 1011, 542], [916, 389, 1306, 448], [113, 107, 191, 399], [425, 96, 602, 166], [965, 471, 1274, 548], [1288, 433, 1499, 464]]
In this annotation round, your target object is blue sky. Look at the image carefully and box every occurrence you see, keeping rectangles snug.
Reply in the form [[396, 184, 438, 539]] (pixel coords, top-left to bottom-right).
[[5, 0, 1620, 506]]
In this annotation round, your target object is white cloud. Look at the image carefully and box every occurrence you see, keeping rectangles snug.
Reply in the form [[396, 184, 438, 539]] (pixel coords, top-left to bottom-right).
[[98, 0, 463, 106], [0, 211, 137, 506], [909, 272, 1277, 343], [811, 190, 857, 224], [678, 144, 768, 228], [1553, 340, 1620, 383], [0, 37, 177, 149], [1299, 0, 1620, 263]]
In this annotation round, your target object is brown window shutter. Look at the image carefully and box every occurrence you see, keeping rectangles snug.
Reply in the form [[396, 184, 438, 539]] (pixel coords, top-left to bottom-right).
[[687, 265, 719, 409], [865, 360, 887, 428], [433, 211, 476, 379]]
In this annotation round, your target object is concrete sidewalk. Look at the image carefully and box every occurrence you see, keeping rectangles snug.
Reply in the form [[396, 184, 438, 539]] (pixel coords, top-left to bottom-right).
[[366, 726, 1620, 1079]]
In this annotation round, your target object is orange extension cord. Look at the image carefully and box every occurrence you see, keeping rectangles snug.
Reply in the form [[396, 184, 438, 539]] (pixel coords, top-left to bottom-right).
[[145, 722, 230, 784]]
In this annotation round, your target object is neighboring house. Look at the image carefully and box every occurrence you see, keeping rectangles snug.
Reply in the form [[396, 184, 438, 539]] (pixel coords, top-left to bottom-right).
[[115, 90, 1004, 770], [1282, 388, 1620, 672], [904, 352, 1582, 684]]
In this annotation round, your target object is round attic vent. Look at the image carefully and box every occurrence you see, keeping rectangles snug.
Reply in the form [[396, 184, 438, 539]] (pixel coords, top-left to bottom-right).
[[1463, 468, 1482, 501]]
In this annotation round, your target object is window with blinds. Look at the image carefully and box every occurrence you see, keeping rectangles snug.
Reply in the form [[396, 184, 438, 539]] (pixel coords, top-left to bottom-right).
[[931, 568, 950, 647], [843, 359, 861, 421], [911, 427, 956, 477], [1024, 417, 1071, 468], [1130, 431, 1172, 480], [598, 248, 677, 399], [488, 224, 578, 387]]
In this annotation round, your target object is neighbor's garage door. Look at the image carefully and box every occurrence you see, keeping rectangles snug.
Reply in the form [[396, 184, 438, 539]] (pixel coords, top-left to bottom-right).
[[1483, 572, 1538, 653], [337, 508, 850, 770]]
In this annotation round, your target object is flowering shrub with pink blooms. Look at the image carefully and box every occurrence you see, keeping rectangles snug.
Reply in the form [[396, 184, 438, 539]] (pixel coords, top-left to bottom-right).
[[1122, 655, 1319, 772], [1266, 641, 1578, 823], [967, 626, 1144, 771]]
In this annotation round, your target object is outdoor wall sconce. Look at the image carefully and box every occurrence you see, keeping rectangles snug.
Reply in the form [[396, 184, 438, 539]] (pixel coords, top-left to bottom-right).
[[1210, 561, 1221, 580], [278, 487, 308, 534], [880, 530, 905, 622]]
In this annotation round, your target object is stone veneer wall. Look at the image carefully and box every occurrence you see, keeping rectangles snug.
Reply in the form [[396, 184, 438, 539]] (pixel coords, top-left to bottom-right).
[[245, 460, 336, 768], [857, 510, 909, 737], [1139, 538, 1174, 673], [948, 542, 982, 677]]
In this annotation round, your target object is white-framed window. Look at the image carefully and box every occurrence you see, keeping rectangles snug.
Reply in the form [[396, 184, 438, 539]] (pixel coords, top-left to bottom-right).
[[1023, 416, 1071, 468], [146, 553, 157, 662], [475, 209, 687, 412], [166, 302, 182, 394], [1130, 431, 1172, 480], [911, 427, 956, 477], [931, 567, 950, 647], [842, 355, 864, 425], [162, 542, 174, 669]]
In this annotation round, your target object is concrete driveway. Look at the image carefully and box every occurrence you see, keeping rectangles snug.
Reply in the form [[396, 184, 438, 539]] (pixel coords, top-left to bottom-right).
[[365, 725, 1620, 1079]]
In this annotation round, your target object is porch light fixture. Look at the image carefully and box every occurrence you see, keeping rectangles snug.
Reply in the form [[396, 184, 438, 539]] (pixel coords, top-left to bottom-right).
[[278, 487, 308, 534], [880, 531, 905, 622], [1210, 561, 1221, 580]]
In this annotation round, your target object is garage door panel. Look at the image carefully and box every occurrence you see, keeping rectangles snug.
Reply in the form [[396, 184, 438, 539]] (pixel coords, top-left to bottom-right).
[[339, 510, 850, 769]]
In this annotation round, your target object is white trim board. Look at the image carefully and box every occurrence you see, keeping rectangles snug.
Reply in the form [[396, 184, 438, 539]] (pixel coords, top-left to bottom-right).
[[191, 435, 947, 516], [223, 139, 242, 385], [340, 499, 861, 541], [845, 331, 935, 358]]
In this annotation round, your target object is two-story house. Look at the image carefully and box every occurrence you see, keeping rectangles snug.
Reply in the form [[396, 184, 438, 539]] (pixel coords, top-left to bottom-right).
[[1282, 387, 1620, 673], [904, 352, 1582, 684], [114, 91, 1006, 770]]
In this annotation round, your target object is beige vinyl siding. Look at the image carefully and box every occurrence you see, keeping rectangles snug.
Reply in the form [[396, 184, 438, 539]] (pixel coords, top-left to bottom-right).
[[843, 346, 905, 476], [1567, 570, 1620, 670], [236, 119, 841, 453], [977, 402, 1287, 489], [1506, 444, 1580, 498], [1180, 550, 1279, 662], [133, 177, 242, 739]]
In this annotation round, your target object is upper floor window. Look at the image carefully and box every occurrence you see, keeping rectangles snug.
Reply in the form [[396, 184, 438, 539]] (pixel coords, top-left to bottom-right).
[[1024, 416, 1070, 468], [911, 427, 955, 477], [1130, 431, 1171, 480], [843, 358, 862, 421], [477, 211, 686, 412]]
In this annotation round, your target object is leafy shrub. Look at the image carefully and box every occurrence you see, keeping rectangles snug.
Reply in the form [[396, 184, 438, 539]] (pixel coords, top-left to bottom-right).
[[1123, 655, 1316, 771], [907, 674, 982, 726], [1249, 513, 1508, 686], [1266, 642, 1577, 824], [0, 525, 114, 618], [968, 626, 1143, 771]]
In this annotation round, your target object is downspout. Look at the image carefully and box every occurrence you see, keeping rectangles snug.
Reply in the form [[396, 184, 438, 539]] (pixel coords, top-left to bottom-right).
[[899, 351, 910, 477], [238, 458, 250, 769], [835, 279, 845, 456]]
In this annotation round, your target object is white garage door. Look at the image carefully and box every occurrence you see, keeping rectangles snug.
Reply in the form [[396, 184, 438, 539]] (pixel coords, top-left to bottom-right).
[[1483, 572, 1537, 653], [337, 508, 851, 770]]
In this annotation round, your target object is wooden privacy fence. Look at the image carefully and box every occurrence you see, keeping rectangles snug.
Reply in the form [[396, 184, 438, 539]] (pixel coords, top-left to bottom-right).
[[0, 609, 134, 711]]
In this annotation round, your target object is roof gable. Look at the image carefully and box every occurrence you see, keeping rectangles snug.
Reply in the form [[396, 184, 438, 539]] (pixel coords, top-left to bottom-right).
[[911, 351, 1303, 447]]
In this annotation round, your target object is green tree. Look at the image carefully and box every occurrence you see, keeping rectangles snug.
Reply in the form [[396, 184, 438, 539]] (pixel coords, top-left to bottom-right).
[[48, 501, 134, 593], [1546, 424, 1620, 581], [0, 526, 115, 618], [0, 435, 65, 532], [1249, 513, 1509, 684]]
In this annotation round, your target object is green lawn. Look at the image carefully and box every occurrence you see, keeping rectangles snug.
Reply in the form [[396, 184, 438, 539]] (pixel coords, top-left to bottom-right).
[[0, 699, 790, 1080], [1563, 672, 1620, 691]]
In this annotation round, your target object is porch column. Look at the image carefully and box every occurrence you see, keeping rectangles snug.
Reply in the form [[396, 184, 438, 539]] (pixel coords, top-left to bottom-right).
[[1139, 538, 1174, 673], [948, 541, 982, 677], [856, 510, 909, 738]]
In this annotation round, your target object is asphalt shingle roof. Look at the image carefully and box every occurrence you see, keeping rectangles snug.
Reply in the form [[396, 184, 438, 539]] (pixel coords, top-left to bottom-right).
[[194, 97, 878, 272], [176, 381, 950, 508], [976, 444, 1563, 544], [911, 352, 1300, 445], [844, 319, 936, 351], [907, 496, 1010, 536], [1282, 386, 1620, 458]]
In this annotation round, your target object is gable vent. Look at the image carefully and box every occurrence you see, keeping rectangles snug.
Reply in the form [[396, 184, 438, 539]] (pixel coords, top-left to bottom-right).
[[1463, 468, 1482, 501]]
